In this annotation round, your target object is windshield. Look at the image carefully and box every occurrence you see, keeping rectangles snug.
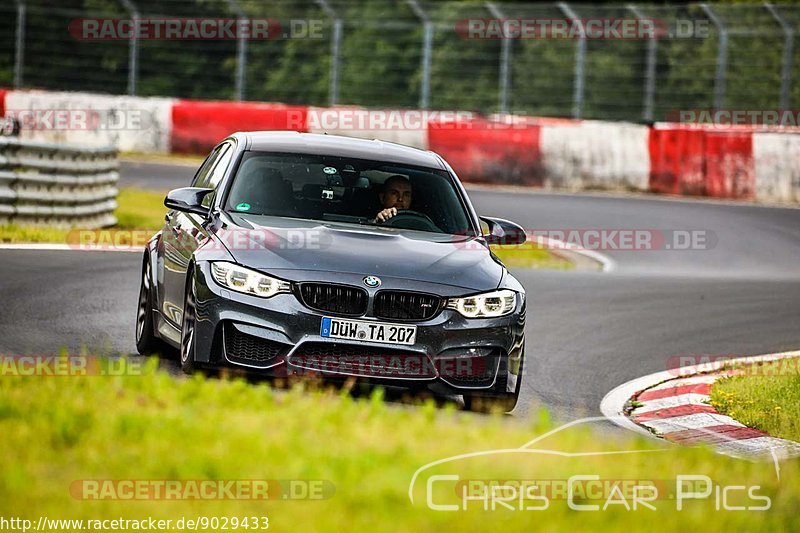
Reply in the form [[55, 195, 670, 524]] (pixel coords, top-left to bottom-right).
[[224, 152, 475, 236]]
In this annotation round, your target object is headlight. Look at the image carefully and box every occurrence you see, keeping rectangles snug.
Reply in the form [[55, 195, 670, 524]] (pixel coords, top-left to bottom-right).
[[445, 289, 517, 318], [210, 261, 291, 298]]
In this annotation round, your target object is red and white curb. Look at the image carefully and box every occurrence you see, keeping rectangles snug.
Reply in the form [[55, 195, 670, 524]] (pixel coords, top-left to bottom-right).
[[600, 351, 800, 461], [534, 235, 615, 272]]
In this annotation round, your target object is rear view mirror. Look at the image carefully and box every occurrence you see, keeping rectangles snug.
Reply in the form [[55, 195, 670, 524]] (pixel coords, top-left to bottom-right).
[[480, 216, 527, 246]]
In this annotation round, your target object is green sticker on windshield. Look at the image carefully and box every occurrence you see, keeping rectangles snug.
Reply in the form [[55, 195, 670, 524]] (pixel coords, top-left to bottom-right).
[[235, 202, 251, 211]]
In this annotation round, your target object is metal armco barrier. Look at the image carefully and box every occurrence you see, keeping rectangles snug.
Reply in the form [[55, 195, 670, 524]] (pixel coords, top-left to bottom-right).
[[0, 138, 119, 228]]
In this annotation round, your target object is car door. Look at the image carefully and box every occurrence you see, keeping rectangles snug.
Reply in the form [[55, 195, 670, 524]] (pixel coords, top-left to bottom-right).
[[159, 144, 226, 328]]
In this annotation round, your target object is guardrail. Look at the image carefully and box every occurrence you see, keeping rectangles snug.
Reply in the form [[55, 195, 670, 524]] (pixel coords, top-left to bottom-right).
[[0, 138, 119, 228]]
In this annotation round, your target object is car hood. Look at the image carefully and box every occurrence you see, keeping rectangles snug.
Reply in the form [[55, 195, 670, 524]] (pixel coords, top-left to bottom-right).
[[216, 214, 504, 291]]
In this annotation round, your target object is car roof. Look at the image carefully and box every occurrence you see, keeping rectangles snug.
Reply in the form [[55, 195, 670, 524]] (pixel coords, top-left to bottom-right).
[[233, 131, 445, 169]]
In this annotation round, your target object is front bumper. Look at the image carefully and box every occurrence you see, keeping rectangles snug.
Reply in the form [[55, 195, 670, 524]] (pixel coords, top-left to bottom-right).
[[191, 262, 525, 394]]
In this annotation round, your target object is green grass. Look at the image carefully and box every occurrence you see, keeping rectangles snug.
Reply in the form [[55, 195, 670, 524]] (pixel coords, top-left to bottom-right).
[[711, 359, 800, 442], [0, 188, 167, 244], [490, 244, 573, 270], [0, 358, 798, 531], [114, 187, 170, 230], [121, 152, 205, 166], [0, 224, 73, 244]]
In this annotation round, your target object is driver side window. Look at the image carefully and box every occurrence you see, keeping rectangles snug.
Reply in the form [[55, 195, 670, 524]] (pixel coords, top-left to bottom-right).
[[201, 143, 235, 208], [191, 146, 223, 188]]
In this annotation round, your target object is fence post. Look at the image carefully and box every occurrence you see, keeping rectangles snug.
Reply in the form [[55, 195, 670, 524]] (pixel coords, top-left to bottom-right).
[[486, 2, 511, 115], [14, 0, 26, 88], [558, 2, 585, 119], [765, 3, 793, 110], [627, 4, 657, 122], [119, 0, 139, 96], [316, 0, 341, 106], [224, 0, 247, 101], [406, 0, 432, 109], [700, 4, 727, 112]]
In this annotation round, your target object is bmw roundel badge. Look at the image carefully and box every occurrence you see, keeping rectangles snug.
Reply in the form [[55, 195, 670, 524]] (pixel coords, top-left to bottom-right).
[[363, 275, 381, 288]]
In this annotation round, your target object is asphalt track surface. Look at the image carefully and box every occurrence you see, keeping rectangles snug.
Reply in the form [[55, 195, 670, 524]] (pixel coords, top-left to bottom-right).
[[1, 161, 799, 421]]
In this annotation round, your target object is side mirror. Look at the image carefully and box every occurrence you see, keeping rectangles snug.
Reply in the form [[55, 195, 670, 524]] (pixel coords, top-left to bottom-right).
[[480, 216, 527, 246], [164, 187, 214, 217]]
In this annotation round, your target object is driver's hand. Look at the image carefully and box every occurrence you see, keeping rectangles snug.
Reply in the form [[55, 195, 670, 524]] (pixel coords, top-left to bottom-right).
[[374, 207, 397, 223]]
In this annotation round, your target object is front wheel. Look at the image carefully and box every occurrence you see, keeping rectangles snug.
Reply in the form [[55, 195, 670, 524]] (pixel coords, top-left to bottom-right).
[[135, 257, 161, 355], [463, 349, 524, 414], [179, 271, 198, 374]]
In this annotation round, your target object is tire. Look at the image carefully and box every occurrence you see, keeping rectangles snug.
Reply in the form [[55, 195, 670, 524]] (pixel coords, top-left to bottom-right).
[[135, 256, 162, 355], [179, 270, 198, 374], [463, 348, 524, 414]]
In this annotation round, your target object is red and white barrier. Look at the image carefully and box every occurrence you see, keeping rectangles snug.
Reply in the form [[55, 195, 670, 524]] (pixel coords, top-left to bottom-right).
[[540, 120, 650, 191], [648, 126, 707, 196], [1, 87, 799, 203], [4, 90, 174, 153], [428, 116, 650, 191], [753, 132, 800, 203], [171, 99, 308, 154], [649, 125, 756, 199], [427, 118, 543, 185]]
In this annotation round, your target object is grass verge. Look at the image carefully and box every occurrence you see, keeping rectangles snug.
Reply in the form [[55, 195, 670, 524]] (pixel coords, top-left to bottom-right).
[[490, 244, 573, 270], [121, 152, 205, 166], [710, 359, 800, 442], [0, 188, 167, 244], [113, 187, 170, 230], [0, 357, 797, 530]]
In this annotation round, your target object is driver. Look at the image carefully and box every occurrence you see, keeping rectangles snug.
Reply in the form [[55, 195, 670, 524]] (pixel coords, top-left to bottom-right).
[[373, 175, 412, 223]]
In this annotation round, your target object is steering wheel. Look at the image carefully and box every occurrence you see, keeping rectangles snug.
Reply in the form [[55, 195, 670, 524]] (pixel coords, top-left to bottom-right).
[[378, 210, 442, 232]]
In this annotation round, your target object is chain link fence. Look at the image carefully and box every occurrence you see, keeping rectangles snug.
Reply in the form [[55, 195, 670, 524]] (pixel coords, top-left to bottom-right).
[[1, 1, 799, 122]]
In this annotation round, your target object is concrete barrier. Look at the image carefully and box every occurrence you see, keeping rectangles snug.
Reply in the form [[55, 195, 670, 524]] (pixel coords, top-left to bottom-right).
[[540, 120, 650, 191], [704, 130, 754, 199], [753, 132, 800, 203], [171, 99, 309, 154], [648, 126, 707, 196], [427, 118, 542, 185], [4, 90, 174, 153]]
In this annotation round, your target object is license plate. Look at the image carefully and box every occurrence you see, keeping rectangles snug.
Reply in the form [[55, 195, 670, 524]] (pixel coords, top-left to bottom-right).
[[320, 317, 417, 346]]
